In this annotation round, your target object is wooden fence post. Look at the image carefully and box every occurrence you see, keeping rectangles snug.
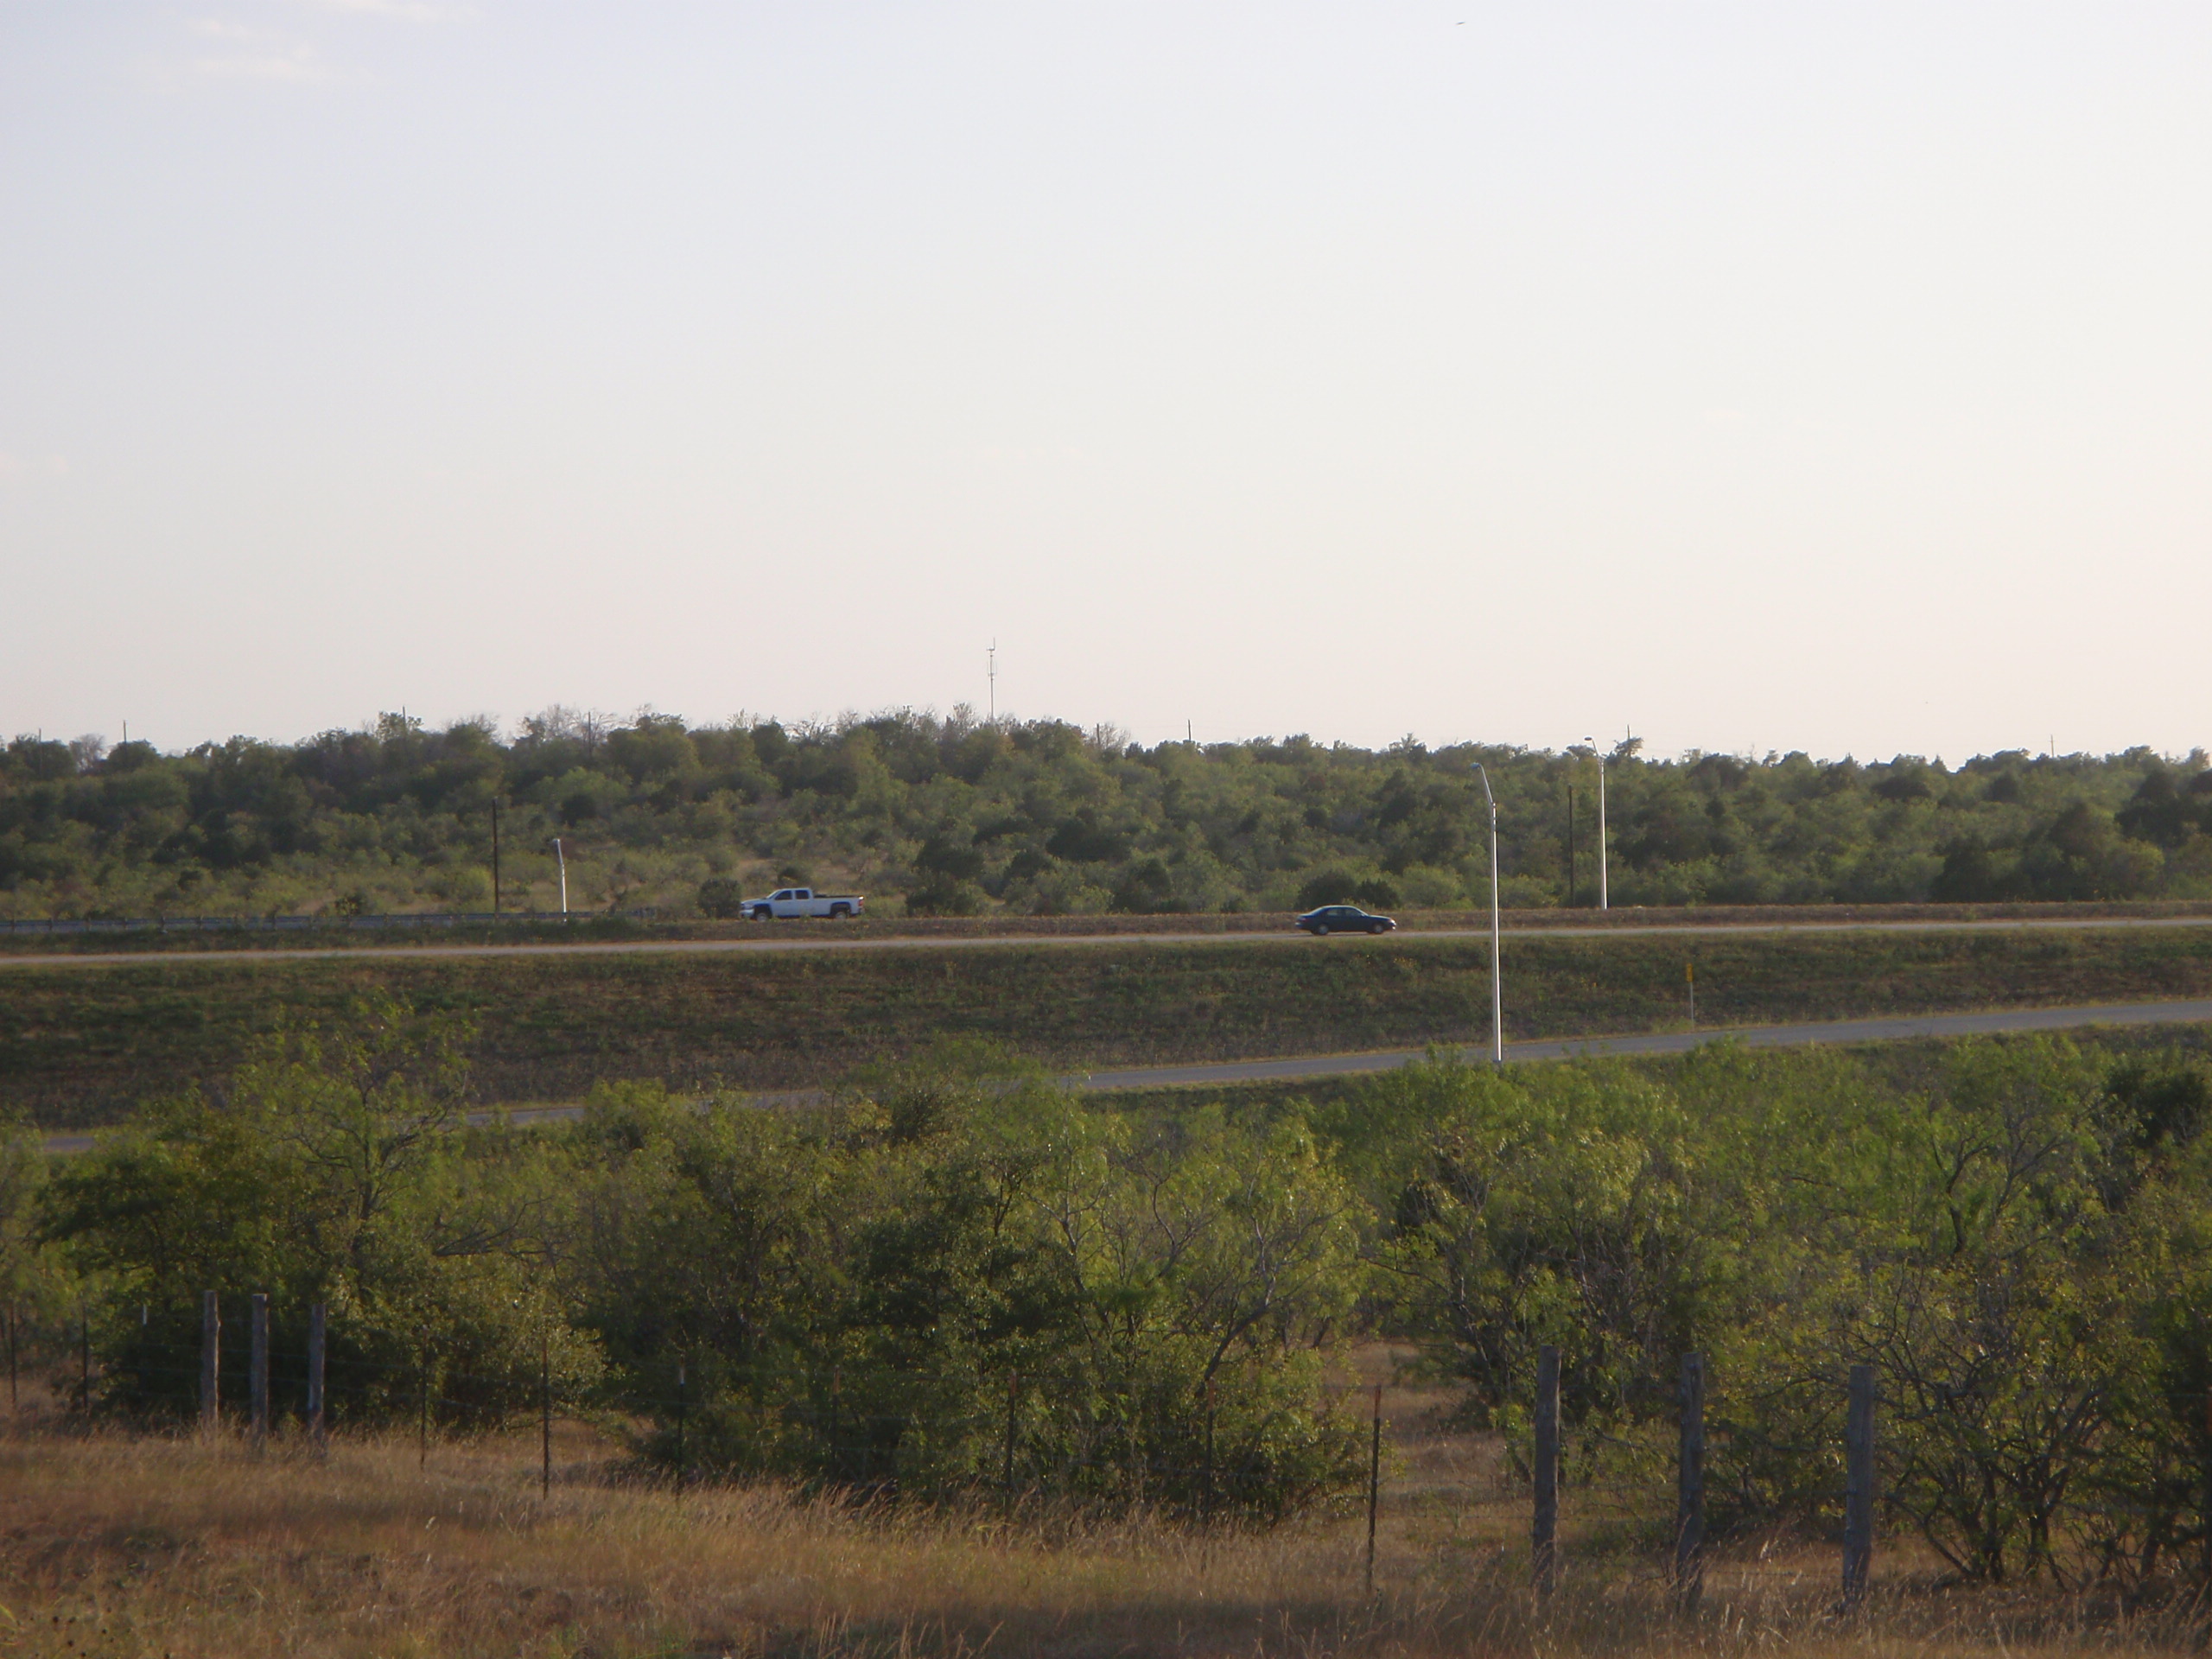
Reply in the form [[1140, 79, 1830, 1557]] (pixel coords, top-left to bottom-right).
[[1843, 1363, 1875, 1611], [1676, 1351, 1705, 1608], [249, 1293, 270, 1452], [306, 1303, 327, 1448], [1533, 1344, 1560, 1598], [199, 1292, 220, 1431]]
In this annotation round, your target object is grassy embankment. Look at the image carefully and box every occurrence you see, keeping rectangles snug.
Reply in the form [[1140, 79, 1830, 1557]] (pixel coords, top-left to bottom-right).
[[3, 1382, 2198, 1659], [11, 925, 2212, 1127]]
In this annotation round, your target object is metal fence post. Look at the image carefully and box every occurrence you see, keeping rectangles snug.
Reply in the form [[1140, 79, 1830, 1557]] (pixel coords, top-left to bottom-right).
[[249, 1293, 270, 1452], [1676, 1352, 1705, 1608], [306, 1303, 327, 1448], [540, 1325, 552, 1499], [1843, 1363, 1875, 1611], [200, 1292, 221, 1431], [1366, 1382, 1383, 1597], [1533, 1345, 1560, 1598], [1202, 1379, 1217, 1524]]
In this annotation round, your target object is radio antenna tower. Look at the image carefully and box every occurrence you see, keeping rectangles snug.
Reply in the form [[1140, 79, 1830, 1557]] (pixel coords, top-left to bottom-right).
[[988, 640, 997, 723]]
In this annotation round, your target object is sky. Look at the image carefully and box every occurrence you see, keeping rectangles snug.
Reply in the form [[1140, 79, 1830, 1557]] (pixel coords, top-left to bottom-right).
[[2, 3, 2208, 765]]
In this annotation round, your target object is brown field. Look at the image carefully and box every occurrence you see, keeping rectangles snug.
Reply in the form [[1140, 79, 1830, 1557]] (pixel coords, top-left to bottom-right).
[[3, 1368, 2200, 1659]]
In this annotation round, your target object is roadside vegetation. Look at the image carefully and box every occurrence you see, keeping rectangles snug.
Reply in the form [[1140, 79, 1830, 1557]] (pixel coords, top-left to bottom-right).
[[10, 923, 2212, 1127], [5, 1009, 2211, 1654], [5, 709, 2211, 921]]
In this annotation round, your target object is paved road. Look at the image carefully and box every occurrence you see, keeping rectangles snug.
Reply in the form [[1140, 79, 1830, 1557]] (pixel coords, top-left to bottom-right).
[[1064, 996, 2212, 1090], [38, 996, 2212, 1154], [5, 912, 2212, 971]]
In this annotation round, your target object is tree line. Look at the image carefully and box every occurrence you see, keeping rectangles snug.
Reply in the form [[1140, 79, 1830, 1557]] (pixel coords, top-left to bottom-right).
[[3, 708, 2210, 919], [5, 1001, 2210, 1586]]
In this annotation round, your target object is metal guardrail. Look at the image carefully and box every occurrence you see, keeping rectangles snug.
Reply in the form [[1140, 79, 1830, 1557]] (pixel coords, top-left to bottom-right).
[[0, 910, 660, 935]]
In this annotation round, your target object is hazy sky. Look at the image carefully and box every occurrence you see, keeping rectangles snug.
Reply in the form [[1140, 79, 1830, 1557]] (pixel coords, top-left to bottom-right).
[[3, 3, 2208, 763]]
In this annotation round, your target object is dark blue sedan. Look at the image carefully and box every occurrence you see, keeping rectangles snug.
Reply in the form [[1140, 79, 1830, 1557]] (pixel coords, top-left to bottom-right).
[[1294, 905, 1396, 936]]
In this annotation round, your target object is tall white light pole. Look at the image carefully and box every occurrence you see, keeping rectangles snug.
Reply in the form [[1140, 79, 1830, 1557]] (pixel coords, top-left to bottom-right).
[[1585, 735, 1608, 911], [1471, 761, 1503, 1068], [551, 837, 569, 916]]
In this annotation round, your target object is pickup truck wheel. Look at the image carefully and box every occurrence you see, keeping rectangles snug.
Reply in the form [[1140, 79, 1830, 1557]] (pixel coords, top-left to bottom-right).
[[830, 904, 851, 918], [751, 906, 772, 921]]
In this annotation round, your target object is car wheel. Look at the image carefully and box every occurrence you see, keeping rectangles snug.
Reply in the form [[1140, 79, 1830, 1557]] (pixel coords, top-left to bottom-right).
[[1313, 922, 1329, 936], [1369, 921, 1386, 935]]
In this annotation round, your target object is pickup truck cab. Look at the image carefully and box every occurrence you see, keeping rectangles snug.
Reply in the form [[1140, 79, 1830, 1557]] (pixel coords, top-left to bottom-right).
[[746, 887, 864, 920]]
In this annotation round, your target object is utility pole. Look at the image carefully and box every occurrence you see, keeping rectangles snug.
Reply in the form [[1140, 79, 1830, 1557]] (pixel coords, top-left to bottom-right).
[[551, 838, 568, 916], [988, 640, 996, 723], [1471, 762, 1503, 1067], [491, 799, 501, 917], [1586, 735, 1608, 911], [1565, 784, 1576, 908]]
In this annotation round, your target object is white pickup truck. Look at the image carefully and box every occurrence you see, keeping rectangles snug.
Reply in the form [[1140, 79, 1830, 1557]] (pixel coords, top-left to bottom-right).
[[744, 887, 865, 920]]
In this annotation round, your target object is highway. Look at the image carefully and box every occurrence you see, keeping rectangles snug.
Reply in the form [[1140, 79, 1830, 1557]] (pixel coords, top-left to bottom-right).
[[5, 911, 2212, 971], [37, 995, 2212, 1154], [1063, 996, 2212, 1090]]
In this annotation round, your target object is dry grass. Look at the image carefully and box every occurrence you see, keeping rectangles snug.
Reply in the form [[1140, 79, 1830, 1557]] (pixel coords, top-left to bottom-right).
[[1, 1388, 2204, 1659]]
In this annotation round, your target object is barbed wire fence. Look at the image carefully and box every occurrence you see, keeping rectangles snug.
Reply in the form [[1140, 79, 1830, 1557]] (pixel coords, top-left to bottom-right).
[[2, 1294, 1382, 1524], [7, 1300, 2211, 1602]]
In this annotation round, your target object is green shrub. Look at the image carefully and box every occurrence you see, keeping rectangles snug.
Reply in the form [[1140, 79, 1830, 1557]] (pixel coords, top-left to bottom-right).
[[696, 877, 746, 918]]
